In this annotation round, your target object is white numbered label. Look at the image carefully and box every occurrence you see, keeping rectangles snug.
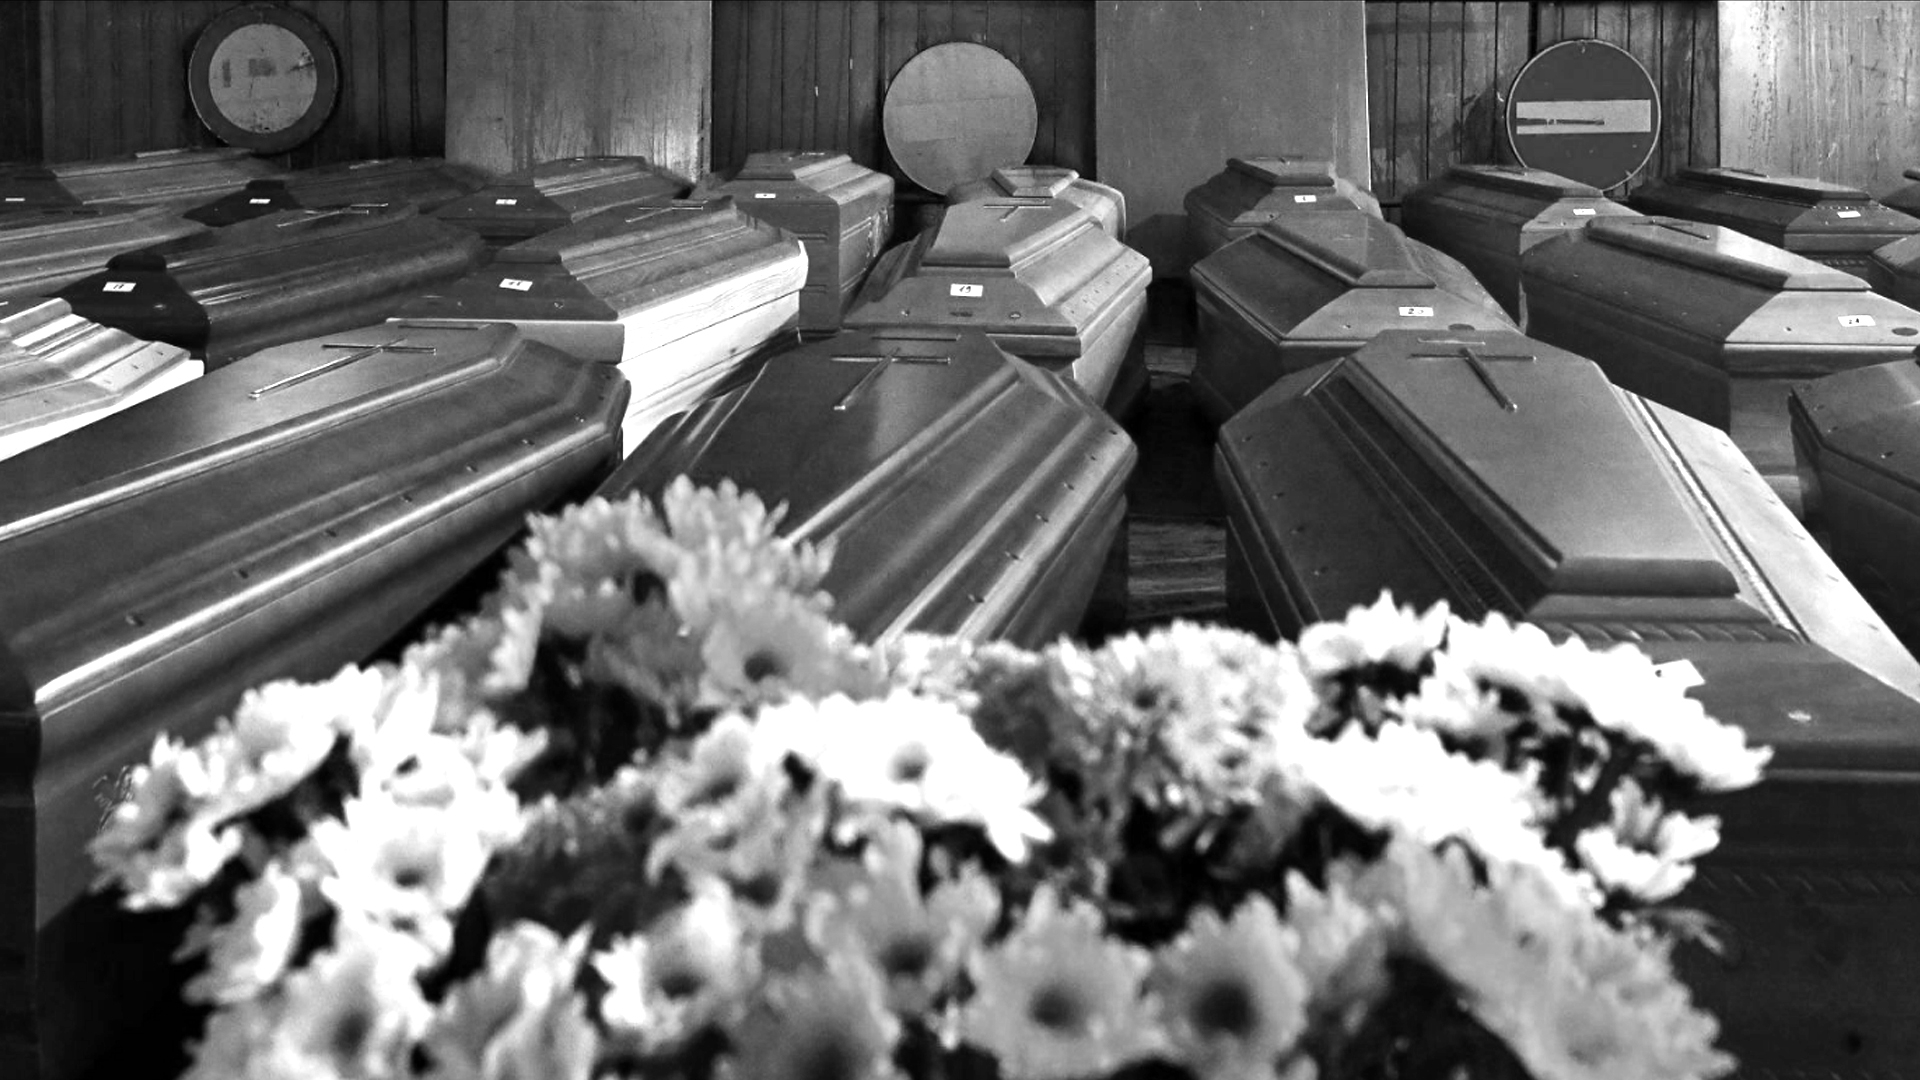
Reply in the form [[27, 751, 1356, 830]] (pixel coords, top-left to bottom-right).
[[1572, 207, 1597, 216], [102, 281, 136, 293], [1293, 194, 1318, 203], [1397, 305, 1435, 318], [499, 278, 534, 292], [949, 283, 985, 298], [248, 197, 273, 205], [494, 198, 518, 206], [3, 197, 22, 202], [1837, 209, 1863, 219], [753, 192, 777, 199], [1840, 314, 1876, 327]]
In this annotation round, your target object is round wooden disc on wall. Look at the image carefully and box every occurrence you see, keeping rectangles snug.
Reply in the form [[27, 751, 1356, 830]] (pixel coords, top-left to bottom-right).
[[187, 3, 340, 154], [883, 43, 1038, 195]]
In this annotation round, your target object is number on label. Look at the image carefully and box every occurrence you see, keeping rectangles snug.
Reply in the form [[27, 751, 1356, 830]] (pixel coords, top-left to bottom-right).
[[1397, 306, 1435, 318], [102, 281, 136, 293], [949, 283, 985, 298], [1293, 194, 1317, 203], [1572, 207, 1597, 216], [494, 198, 518, 206], [1839, 314, 1876, 327], [499, 278, 534, 292]]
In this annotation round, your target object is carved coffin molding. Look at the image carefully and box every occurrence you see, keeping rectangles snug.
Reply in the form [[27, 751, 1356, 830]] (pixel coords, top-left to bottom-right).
[[1520, 216, 1920, 514], [55, 203, 486, 366], [433, 155, 691, 247], [0, 147, 279, 213], [1190, 209, 1514, 425], [0, 299, 200, 463], [1399, 164, 1640, 320], [0, 321, 627, 1080], [948, 165, 1127, 239], [696, 151, 895, 335], [184, 157, 493, 227], [399, 197, 806, 448], [845, 198, 1149, 410], [1628, 166, 1920, 273], [0, 205, 206, 305], [602, 328, 1135, 647], [1183, 155, 1383, 263]]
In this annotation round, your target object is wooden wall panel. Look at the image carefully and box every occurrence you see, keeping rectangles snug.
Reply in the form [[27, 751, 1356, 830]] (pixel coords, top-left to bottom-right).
[[1, 1, 42, 163], [1364, 0, 1717, 206], [709, 0, 1094, 190], [444, 0, 711, 181], [1720, 0, 1920, 199], [33, 0, 448, 169]]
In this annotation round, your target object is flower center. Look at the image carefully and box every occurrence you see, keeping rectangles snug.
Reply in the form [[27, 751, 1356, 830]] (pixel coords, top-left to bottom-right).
[[656, 965, 707, 1000], [328, 1004, 377, 1064], [743, 650, 788, 683], [878, 932, 938, 979], [1027, 983, 1090, 1034], [889, 744, 932, 784], [391, 865, 430, 890], [732, 870, 785, 908], [689, 767, 746, 806], [1191, 978, 1258, 1038]]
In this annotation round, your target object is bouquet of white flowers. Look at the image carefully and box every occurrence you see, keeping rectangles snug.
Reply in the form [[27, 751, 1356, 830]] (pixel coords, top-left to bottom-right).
[[90, 479, 1767, 1080]]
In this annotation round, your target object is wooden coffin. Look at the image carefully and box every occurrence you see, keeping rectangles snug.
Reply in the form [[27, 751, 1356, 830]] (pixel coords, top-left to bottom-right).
[[1183, 155, 1384, 261], [1398, 164, 1640, 320], [1628, 166, 1920, 276], [1880, 167, 1920, 219], [55, 204, 486, 367], [1215, 326, 1920, 1079], [0, 298, 201, 463], [603, 328, 1135, 647], [844, 198, 1150, 414], [1190, 210, 1515, 426], [432, 156, 690, 247], [0, 147, 278, 212], [183, 157, 492, 227], [396, 197, 807, 449], [0, 321, 628, 1080], [1519, 216, 1920, 515], [0, 204, 205, 304], [695, 151, 895, 335], [947, 165, 1127, 238], [1866, 233, 1920, 307]]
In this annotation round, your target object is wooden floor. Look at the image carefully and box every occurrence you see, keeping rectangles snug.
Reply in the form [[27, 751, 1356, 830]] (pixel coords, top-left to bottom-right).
[[1118, 342, 1230, 632]]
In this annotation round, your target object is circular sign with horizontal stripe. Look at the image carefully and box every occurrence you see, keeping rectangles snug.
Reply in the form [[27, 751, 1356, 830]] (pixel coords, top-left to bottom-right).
[[1505, 40, 1660, 192]]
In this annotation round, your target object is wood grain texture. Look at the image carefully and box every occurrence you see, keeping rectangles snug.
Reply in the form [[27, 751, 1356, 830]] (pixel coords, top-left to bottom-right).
[[31, 0, 447, 168], [711, 0, 1092, 190], [1719, 0, 1919, 198], [445, 0, 711, 180]]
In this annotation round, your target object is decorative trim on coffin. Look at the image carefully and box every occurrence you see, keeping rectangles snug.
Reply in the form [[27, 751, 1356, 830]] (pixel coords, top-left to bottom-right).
[[0, 299, 201, 463]]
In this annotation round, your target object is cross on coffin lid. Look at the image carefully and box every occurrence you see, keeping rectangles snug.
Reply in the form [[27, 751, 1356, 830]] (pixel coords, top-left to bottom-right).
[[1440, 164, 1603, 199], [1252, 212, 1436, 288], [1584, 216, 1868, 291], [1276, 328, 1741, 598], [921, 199, 1091, 271], [1228, 156, 1338, 187], [509, 156, 669, 193], [1676, 166, 1872, 204]]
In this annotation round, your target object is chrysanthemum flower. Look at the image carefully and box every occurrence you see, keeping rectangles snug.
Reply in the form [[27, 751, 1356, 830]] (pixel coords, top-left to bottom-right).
[[593, 876, 759, 1050], [1296, 593, 1449, 680], [1550, 642, 1771, 792], [1436, 612, 1574, 708], [1391, 651, 1534, 747], [722, 954, 901, 1080], [698, 586, 874, 705], [1282, 870, 1392, 1031], [253, 917, 433, 1080], [426, 919, 594, 1080], [658, 477, 833, 603], [89, 734, 243, 909], [198, 664, 384, 821], [1574, 780, 1721, 903], [656, 713, 766, 817], [176, 860, 311, 1005], [311, 795, 507, 960], [959, 886, 1161, 1080], [507, 493, 684, 617], [180, 995, 281, 1080], [1150, 896, 1310, 1080]]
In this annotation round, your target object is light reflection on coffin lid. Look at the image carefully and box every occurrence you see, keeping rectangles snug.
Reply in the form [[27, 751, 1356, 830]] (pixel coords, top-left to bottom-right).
[[0, 298, 201, 463], [694, 151, 895, 335], [1519, 216, 1920, 516], [844, 199, 1150, 411], [1215, 327, 1920, 1077], [0, 204, 206, 304], [1628, 166, 1920, 278], [0, 147, 280, 213], [184, 156, 492, 227], [396, 197, 806, 450], [947, 165, 1127, 238], [1398, 164, 1640, 320], [1190, 209, 1514, 426], [1183, 155, 1384, 262], [55, 203, 486, 367], [1866, 232, 1920, 308], [0, 321, 627, 1080], [432, 156, 690, 247], [601, 328, 1136, 647]]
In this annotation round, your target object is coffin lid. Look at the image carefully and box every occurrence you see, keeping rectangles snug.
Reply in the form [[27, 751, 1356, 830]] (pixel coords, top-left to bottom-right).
[[1678, 166, 1871, 204], [493, 198, 742, 265], [1790, 357, 1920, 474], [0, 146, 256, 181], [0, 298, 192, 437], [733, 150, 853, 183], [1290, 329, 1739, 596], [1442, 164, 1601, 198], [246, 157, 468, 194], [985, 166, 1079, 199], [1253, 212, 1435, 288], [0, 202, 174, 241], [922, 199, 1092, 270], [1228, 156, 1337, 188], [107, 203, 417, 272], [1584, 217, 1868, 291], [1871, 233, 1920, 274], [510, 156, 660, 193]]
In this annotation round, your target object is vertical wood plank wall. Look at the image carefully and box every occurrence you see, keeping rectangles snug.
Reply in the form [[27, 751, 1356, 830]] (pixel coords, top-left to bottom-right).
[[31, 0, 447, 168], [1720, 0, 1920, 199], [444, 0, 711, 181], [1364, 0, 1717, 207], [0, 3, 43, 163], [709, 0, 1094, 191]]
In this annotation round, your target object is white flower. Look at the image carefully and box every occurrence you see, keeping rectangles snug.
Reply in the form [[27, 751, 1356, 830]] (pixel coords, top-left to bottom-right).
[[1575, 781, 1723, 903], [210, 665, 387, 818], [427, 921, 594, 1080], [177, 860, 311, 1005], [593, 877, 758, 1049], [1553, 642, 1771, 791], [180, 996, 281, 1080], [89, 735, 243, 909], [1297, 593, 1449, 679], [311, 794, 512, 960], [253, 917, 433, 1080]]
